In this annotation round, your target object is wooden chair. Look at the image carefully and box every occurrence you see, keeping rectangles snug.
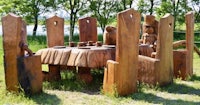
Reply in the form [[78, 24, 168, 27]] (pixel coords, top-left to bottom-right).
[[45, 15, 65, 81], [103, 9, 140, 96], [173, 12, 194, 80], [138, 14, 174, 85], [78, 17, 98, 42], [2, 13, 42, 94]]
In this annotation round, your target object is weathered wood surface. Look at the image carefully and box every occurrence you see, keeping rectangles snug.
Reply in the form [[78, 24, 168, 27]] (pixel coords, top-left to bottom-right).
[[17, 55, 43, 94], [103, 9, 140, 96], [139, 44, 154, 57], [2, 13, 43, 94], [173, 12, 194, 79], [138, 14, 174, 85], [2, 13, 22, 92], [35, 46, 115, 68], [46, 15, 64, 47], [103, 26, 116, 45], [78, 17, 98, 42]]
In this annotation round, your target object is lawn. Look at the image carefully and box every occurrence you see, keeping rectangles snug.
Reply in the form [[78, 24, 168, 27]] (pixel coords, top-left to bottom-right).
[[0, 36, 200, 105]]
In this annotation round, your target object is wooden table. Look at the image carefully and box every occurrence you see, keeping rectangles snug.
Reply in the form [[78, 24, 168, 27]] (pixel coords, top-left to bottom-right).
[[35, 45, 115, 83]]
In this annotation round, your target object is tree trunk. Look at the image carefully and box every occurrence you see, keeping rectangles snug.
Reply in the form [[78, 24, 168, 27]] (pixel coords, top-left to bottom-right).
[[33, 15, 38, 36], [69, 14, 74, 42], [150, 0, 154, 15]]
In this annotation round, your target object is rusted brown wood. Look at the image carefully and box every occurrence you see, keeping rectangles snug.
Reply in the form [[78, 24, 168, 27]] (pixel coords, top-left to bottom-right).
[[103, 9, 140, 96], [173, 12, 194, 79], [2, 13, 22, 92], [78, 17, 98, 42], [138, 14, 174, 85], [46, 15, 64, 47]]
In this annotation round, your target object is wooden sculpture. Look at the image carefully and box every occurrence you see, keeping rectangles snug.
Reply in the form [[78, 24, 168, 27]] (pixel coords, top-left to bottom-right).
[[2, 13, 42, 94], [138, 14, 174, 85], [78, 17, 98, 42], [45, 15, 65, 81], [103, 26, 116, 45], [103, 9, 140, 96], [173, 12, 194, 80], [139, 15, 158, 57]]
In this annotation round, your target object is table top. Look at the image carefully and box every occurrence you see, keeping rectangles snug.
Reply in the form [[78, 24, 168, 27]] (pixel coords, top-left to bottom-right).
[[35, 45, 115, 68]]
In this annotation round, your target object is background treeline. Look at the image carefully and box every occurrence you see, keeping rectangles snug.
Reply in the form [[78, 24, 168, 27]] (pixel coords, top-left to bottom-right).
[[0, 0, 200, 40]]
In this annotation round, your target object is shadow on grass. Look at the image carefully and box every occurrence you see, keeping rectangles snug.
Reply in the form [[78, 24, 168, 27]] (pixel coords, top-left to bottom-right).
[[159, 82, 200, 95], [30, 92, 61, 105], [43, 69, 104, 95], [131, 92, 200, 105], [189, 74, 200, 81]]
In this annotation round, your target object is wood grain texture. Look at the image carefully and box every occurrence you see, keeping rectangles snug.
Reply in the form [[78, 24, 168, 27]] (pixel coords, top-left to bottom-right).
[[2, 13, 22, 92], [103, 9, 140, 96], [22, 55, 43, 94], [138, 14, 174, 86], [156, 14, 174, 85], [78, 17, 98, 42], [46, 15, 64, 47], [173, 12, 194, 79], [185, 11, 194, 76]]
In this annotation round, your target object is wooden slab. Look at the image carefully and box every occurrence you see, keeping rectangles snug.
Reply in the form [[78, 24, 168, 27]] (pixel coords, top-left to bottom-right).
[[2, 13, 22, 92], [18, 55, 43, 94], [78, 17, 98, 42], [46, 15, 64, 47], [156, 14, 174, 85], [185, 11, 194, 76], [103, 9, 140, 96]]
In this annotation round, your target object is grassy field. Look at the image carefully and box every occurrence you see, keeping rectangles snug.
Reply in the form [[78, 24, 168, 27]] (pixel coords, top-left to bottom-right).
[[0, 36, 200, 105]]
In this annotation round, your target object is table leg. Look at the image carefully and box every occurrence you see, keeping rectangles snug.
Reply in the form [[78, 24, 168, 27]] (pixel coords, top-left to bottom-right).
[[43, 65, 61, 81], [77, 67, 93, 84]]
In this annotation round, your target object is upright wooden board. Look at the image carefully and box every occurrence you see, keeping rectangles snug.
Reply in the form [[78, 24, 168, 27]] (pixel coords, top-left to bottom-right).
[[78, 17, 98, 42], [2, 13, 22, 92], [156, 14, 174, 85], [185, 12, 194, 76], [116, 9, 140, 95], [103, 9, 140, 96], [46, 15, 64, 47]]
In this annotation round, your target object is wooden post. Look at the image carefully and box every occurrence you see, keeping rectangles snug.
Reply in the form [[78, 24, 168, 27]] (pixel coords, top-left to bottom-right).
[[186, 12, 194, 76], [103, 9, 140, 96], [46, 15, 64, 47], [173, 12, 194, 80], [2, 13, 22, 92], [78, 17, 98, 42], [156, 14, 174, 85], [46, 15, 64, 81]]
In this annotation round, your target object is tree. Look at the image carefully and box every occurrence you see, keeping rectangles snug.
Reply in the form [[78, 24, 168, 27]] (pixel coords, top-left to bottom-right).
[[155, 0, 192, 30], [189, 0, 200, 23], [88, 0, 121, 32], [0, 0, 57, 36], [58, 0, 87, 42]]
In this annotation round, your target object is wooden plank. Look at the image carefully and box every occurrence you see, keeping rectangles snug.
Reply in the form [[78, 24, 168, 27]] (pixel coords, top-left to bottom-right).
[[116, 9, 140, 95], [46, 15, 64, 47], [103, 60, 119, 95], [18, 55, 43, 94], [2, 13, 22, 92], [156, 14, 174, 85], [78, 17, 98, 42], [185, 11, 194, 76], [103, 9, 140, 96]]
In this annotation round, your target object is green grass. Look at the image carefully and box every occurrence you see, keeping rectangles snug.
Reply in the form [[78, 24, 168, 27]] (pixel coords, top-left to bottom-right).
[[0, 36, 200, 105]]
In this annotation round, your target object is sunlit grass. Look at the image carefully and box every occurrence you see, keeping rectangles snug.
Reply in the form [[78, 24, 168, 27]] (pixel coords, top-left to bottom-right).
[[0, 36, 200, 105]]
